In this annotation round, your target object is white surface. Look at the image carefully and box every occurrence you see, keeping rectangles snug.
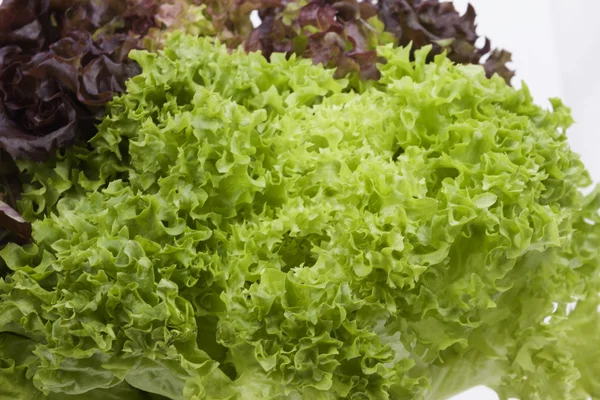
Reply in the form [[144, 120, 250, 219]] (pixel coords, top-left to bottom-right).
[[550, 1, 600, 185], [448, 385, 500, 400]]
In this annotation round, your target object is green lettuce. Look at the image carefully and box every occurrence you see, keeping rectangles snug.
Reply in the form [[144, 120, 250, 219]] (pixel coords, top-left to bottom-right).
[[1, 34, 599, 399]]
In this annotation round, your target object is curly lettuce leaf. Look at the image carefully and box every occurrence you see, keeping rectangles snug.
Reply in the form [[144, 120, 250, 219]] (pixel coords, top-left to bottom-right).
[[2, 35, 599, 399], [0, 333, 155, 400]]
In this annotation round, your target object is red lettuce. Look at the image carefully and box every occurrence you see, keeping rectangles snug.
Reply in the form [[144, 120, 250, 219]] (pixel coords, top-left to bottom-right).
[[0, 151, 30, 248], [0, 0, 160, 161], [376, 0, 514, 83], [246, 0, 385, 80], [200, 0, 514, 84], [0, 0, 164, 244]]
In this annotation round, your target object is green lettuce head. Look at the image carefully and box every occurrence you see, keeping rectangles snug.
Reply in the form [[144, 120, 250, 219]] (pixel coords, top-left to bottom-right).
[[1, 34, 599, 400]]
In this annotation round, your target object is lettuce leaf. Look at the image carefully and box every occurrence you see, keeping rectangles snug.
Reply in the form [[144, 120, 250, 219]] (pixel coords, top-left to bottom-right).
[[208, 0, 513, 85], [376, 0, 514, 83], [2, 35, 598, 399], [0, 0, 214, 249]]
